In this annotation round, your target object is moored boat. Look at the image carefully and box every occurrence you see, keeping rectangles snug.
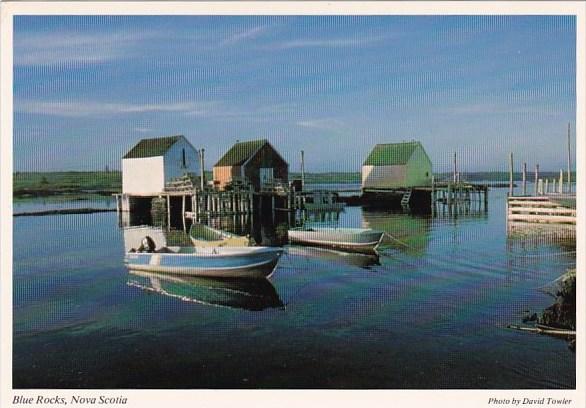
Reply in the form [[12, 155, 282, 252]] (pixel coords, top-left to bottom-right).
[[288, 227, 384, 254], [189, 223, 251, 247], [125, 246, 283, 279]]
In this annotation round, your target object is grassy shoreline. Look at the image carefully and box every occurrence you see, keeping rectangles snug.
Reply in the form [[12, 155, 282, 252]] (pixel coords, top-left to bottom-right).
[[13, 170, 576, 198]]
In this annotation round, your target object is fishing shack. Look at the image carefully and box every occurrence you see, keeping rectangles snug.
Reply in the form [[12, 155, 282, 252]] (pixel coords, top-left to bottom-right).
[[361, 141, 433, 209], [213, 139, 288, 191], [122, 135, 200, 195]]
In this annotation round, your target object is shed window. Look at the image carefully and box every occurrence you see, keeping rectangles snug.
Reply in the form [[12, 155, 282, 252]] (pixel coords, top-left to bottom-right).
[[182, 149, 186, 168]]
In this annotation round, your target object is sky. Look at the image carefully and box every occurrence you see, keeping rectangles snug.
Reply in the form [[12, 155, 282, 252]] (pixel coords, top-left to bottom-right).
[[13, 15, 576, 173]]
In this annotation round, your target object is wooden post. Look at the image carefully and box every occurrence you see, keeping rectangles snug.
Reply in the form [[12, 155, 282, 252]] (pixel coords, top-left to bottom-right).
[[559, 169, 564, 194], [115, 195, 121, 216], [509, 152, 514, 196], [453, 152, 457, 183], [182, 195, 186, 231], [545, 179, 549, 194], [166, 195, 171, 230], [567, 122, 571, 193], [431, 175, 435, 204], [553, 178, 557, 194], [522, 162, 527, 196], [534, 164, 539, 196], [300, 150, 306, 190], [200, 149, 205, 190]]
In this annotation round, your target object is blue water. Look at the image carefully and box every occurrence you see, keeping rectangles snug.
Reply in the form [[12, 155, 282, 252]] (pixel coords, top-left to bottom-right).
[[14, 195, 114, 213], [12, 188, 575, 388]]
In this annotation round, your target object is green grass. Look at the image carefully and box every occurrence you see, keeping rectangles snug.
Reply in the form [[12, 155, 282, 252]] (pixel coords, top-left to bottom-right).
[[13, 171, 122, 197], [289, 172, 361, 184]]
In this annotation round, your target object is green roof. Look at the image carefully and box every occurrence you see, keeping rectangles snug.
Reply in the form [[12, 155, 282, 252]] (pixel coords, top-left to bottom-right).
[[363, 142, 421, 166], [123, 135, 183, 159], [215, 139, 267, 166]]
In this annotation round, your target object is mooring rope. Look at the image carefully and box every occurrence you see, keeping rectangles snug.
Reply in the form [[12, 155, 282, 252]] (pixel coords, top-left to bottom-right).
[[382, 232, 420, 252]]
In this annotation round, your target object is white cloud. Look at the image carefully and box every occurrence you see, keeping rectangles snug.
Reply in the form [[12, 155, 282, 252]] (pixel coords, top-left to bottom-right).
[[221, 26, 270, 45], [296, 118, 346, 130], [15, 100, 216, 117], [272, 34, 397, 50], [133, 127, 152, 133], [14, 31, 162, 66]]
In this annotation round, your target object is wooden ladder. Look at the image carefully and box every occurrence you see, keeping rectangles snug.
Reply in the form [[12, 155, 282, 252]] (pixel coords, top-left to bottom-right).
[[400, 189, 412, 209]]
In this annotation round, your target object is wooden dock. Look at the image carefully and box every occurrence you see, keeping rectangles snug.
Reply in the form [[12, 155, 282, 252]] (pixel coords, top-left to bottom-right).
[[506, 195, 575, 239], [114, 174, 344, 230]]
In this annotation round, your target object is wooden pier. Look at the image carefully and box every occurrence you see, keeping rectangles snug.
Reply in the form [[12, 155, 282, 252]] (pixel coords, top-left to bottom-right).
[[430, 180, 488, 208], [115, 174, 343, 230], [505, 135, 575, 240], [506, 196, 575, 239]]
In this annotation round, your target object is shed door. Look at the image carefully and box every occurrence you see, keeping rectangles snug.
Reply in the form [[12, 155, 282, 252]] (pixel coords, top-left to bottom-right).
[[260, 168, 274, 185]]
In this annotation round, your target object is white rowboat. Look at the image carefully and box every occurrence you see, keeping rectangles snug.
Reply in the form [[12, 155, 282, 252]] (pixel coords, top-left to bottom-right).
[[288, 227, 384, 254]]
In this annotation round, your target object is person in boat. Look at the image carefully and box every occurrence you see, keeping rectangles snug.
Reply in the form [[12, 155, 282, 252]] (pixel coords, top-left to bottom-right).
[[137, 236, 156, 253]]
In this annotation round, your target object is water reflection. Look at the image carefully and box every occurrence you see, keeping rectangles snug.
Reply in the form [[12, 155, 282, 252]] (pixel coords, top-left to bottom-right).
[[127, 270, 284, 311], [361, 209, 432, 255], [286, 245, 380, 269]]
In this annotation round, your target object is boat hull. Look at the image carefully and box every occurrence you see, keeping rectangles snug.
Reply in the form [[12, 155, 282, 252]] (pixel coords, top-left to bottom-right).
[[288, 228, 384, 254], [127, 271, 284, 310], [125, 247, 283, 279]]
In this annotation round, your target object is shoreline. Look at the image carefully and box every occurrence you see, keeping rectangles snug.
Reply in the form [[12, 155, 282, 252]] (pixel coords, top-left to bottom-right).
[[13, 208, 117, 217]]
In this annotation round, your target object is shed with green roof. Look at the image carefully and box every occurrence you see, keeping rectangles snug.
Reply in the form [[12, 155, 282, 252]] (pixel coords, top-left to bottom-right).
[[213, 139, 288, 190], [122, 135, 199, 195], [362, 141, 432, 190]]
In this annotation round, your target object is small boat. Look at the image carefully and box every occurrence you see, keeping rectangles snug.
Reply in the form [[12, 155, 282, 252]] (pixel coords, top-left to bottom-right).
[[127, 271, 284, 311], [125, 246, 283, 279], [288, 227, 384, 254], [189, 223, 251, 247]]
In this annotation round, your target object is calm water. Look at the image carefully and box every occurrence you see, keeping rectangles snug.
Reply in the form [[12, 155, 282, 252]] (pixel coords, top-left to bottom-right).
[[13, 187, 575, 389]]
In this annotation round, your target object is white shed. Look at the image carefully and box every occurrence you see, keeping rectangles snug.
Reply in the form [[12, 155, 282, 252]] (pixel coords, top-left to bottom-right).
[[362, 141, 432, 190], [122, 135, 199, 195]]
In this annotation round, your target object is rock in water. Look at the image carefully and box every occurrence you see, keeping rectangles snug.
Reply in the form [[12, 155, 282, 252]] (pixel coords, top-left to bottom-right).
[[539, 269, 576, 330]]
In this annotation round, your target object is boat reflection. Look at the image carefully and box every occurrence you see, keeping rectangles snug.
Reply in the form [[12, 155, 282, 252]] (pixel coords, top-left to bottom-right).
[[286, 245, 380, 268], [127, 270, 284, 311], [362, 209, 432, 255]]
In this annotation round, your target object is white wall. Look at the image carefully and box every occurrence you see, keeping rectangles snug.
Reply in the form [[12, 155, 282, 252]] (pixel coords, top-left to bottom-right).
[[122, 156, 165, 195], [163, 137, 200, 184], [362, 164, 407, 189]]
